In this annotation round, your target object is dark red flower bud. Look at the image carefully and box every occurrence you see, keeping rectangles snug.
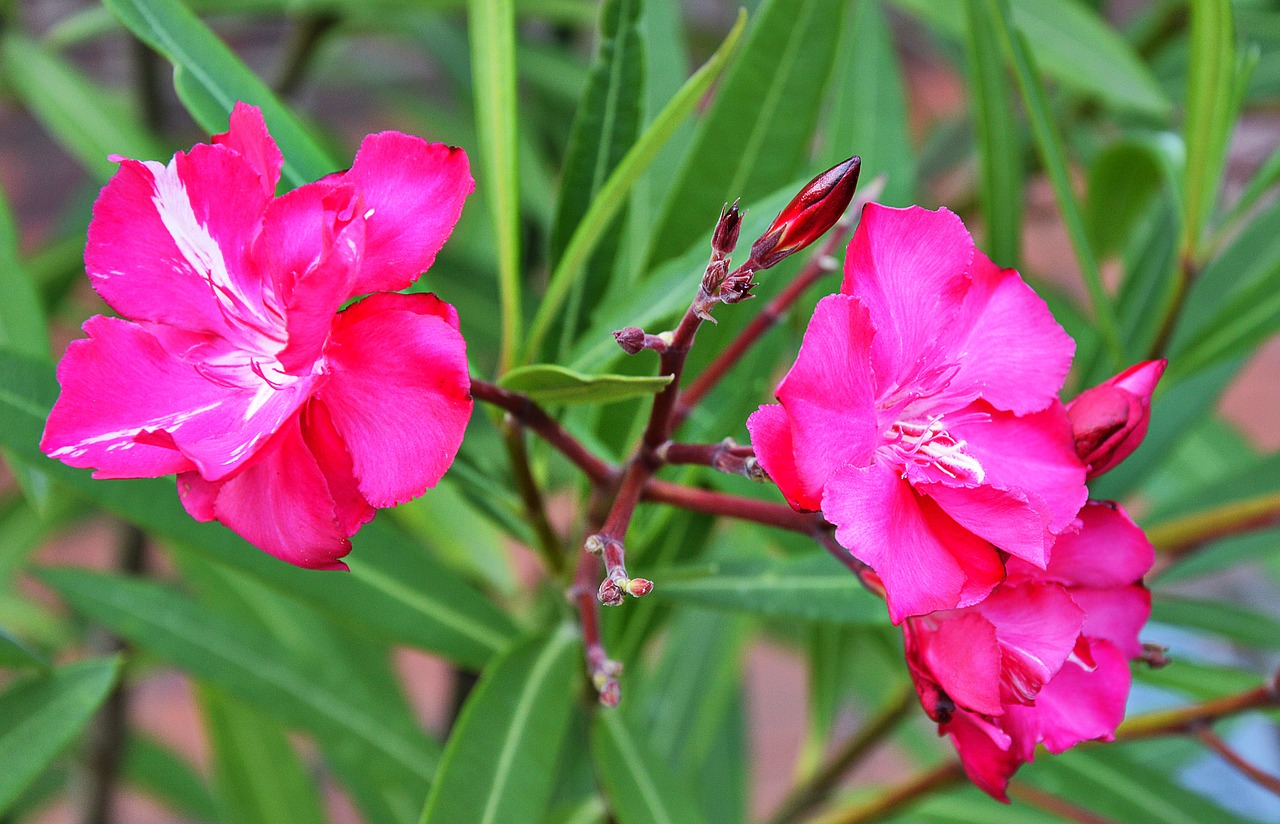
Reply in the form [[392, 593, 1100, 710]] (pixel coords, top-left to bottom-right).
[[625, 577, 653, 598], [597, 577, 626, 607], [712, 200, 742, 257], [750, 156, 860, 270], [613, 327, 647, 355], [1066, 359, 1166, 479]]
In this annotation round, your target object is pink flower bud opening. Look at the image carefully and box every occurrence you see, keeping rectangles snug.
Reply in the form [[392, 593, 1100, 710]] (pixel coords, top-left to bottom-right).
[[749, 156, 860, 270], [1067, 359, 1166, 479]]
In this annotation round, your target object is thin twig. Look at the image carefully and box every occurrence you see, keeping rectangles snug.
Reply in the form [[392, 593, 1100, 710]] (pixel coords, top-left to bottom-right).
[[1194, 725, 1280, 798], [808, 761, 967, 824], [501, 420, 565, 574], [1007, 782, 1122, 824], [767, 686, 916, 824], [1115, 673, 1280, 740], [642, 481, 821, 533]]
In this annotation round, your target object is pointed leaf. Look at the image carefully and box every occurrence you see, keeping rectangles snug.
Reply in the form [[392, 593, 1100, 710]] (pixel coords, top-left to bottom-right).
[[653, 0, 846, 264], [420, 625, 580, 824], [499, 364, 672, 405], [0, 657, 122, 815], [590, 710, 708, 824], [0, 628, 49, 671], [103, 0, 338, 186], [39, 568, 439, 789], [651, 553, 889, 623], [122, 735, 220, 824]]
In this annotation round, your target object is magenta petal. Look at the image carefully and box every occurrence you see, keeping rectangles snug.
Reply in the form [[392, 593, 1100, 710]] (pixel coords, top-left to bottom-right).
[[942, 710, 1019, 803], [177, 470, 218, 521], [1002, 639, 1131, 758], [919, 482, 1051, 567], [823, 461, 1004, 622], [973, 583, 1085, 705], [318, 293, 472, 507], [301, 400, 375, 536], [337, 134, 474, 296], [944, 251, 1075, 414], [1070, 586, 1151, 658], [948, 402, 1087, 541], [745, 404, 817, 511], [840, 204, 974, 384], [87, 144, 273, 337], [1036, 501, 1155, 589], [197, 415, 352, 570], [212, 102, 283, 197], [775, 294, 879, 497], [918, 612, 1005, 716]]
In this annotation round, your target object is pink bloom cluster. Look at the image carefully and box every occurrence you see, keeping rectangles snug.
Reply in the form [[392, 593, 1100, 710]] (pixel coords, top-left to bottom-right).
[[748, 205, 1165, 797], [41, 103, 475, 570]]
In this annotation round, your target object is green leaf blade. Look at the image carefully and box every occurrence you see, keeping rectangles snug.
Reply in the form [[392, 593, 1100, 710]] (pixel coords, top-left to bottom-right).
[[498, 364, 672, 405]]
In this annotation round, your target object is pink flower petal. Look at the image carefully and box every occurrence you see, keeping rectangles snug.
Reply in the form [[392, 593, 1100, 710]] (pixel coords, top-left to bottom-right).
[[256, 183, 367, 373], [1070, 586, 1151, 658], [317, 293, 472, 507], [840, 204, 973, 387], [1002, 638, 1131, 758], [948, 401, 1087, 542], [335, 134, 474, 297], [41, 316, 316, 482], [823, 461, 1004, 622], [301, 399, 376, 536], [943, 251, 1074, 414], [918, 481, 1052, 568], [212, 102, 283, 197], [941, 710, 1019, 802], [1027, 501, 1155, 589], [87, 144, 275, 339], [774, 294, 879, 498], [973, 583, 1085, 705], [178, 415, 353, 570], [915, 612, 1005, 716], [745, 404, 817, 511]]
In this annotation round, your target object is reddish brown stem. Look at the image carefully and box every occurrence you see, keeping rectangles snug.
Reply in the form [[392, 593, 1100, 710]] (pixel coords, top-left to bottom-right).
[[570, 545, 620, 706], [674, 222, 850, 428], [810, 761, 967, 824], [1194, 725, 1280, 798], [1007, 782, 1122, 824], [1115, 674, 1280, 740], [643, 480, 821, 533], [659, 439, 762, 479], [471, 379, 616, 485]]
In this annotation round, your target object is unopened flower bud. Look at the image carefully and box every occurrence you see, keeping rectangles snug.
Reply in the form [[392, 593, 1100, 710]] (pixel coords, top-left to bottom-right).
[[613, 327, 646, 355], [1066, 359, 1166, 479], [712, 200, 742, 256], [584, 534, 607, 555], [750, 156, 860, 270], [625, 577, 653, 598], [598, 577, 626, 606]]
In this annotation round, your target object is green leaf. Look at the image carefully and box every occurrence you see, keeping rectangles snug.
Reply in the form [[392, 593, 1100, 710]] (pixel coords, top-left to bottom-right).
[[652, 553, 890, 624], [893, 0, 1169, 118], [200, 686, 328, 824], [826, 0, 915, 206], [1085, 141, 1166, 260], [40, 569, 439, 788], [0, 657, 122, 815], [1181, 0, 1236, 256], [525, 10, 747, 359], [0, 33, 165, 182], [0, 628, 49, 671], [468, 0, 523, 371], [420, 625, 580, 824], [1149, 595, 1280, 650], [122, 735, 220, 824], [499, 364, 672, 405], [0, 348, 515, 668], [653, 0, 846, 264], [963, 0, 1022, 266], [104, 0, 338, 186], [590, 710, 708, 824], [0, 186, 48, 360], [985, 0, 1124, 370]]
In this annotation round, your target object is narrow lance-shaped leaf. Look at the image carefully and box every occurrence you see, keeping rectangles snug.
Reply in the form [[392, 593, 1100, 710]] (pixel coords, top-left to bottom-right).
[[591, 710, 708, 824], [826, 0, 915, 206], [549, 0, 645, 357], [0, 657, 122, 816], [652, 0, 846, 265], [419, 625, 580, 824], [984, 0, 1124, 370], [523, 10, 747, 359], [121, 735, 220, 824], [0, 348, 516, 668], [199, 686, 328, 824], [39, 568, 440, 789], [963, 0, 1022, 266], [1182, 0, 1236, 257], [468, 0, 523, 371], [498, 365, 671, 405], [103, 0, 338, 185]]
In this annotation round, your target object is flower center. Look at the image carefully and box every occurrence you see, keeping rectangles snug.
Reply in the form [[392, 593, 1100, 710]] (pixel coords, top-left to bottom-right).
[[882, 416, 984, 484]]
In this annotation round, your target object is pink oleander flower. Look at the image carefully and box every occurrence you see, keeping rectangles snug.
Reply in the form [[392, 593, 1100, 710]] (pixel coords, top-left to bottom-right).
[[902, 501, 1154, 800], [41, 102, 475, 570], [1067, 359, 1166, 479], [748, 205, 1087, 621]]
